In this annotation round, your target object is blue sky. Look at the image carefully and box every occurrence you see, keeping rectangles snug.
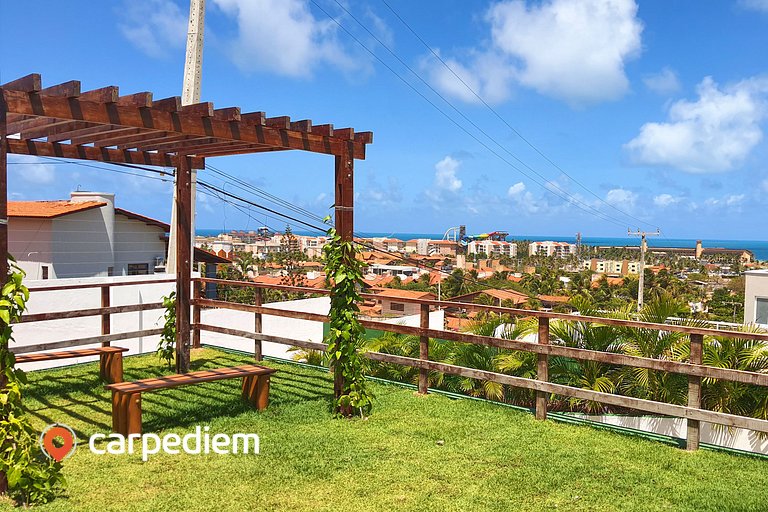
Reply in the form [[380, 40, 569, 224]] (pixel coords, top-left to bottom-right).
[[2, 0, 768, 240]]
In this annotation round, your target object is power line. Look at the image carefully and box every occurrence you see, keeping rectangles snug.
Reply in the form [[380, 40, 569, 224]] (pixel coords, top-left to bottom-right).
[[377, 0, 656, 230], [310, 0, 631, 229]]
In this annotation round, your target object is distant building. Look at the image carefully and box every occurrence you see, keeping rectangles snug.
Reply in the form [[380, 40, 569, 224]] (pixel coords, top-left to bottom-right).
[[468, 240, 517, 258], [744, 270, 768, 326], [373, 289, 436, 316], [584, 259, 641, 276], [529, 241, 576, 258], [428, 240, 458, 257], [405, 238, 430, 255]]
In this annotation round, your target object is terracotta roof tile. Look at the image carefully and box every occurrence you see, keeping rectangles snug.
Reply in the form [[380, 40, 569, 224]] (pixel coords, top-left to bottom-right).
[[8, 200, 105, 218]]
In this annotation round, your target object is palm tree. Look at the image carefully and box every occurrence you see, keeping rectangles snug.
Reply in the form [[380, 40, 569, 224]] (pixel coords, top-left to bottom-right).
[[233, 251, 257, 279]]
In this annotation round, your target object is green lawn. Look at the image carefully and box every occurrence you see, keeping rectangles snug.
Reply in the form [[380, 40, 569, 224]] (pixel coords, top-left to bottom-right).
[[3, 347, 768, 512]]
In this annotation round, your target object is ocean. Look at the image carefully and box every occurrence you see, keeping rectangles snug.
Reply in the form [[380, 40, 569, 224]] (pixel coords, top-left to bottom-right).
[[196, 229, 768, 261]]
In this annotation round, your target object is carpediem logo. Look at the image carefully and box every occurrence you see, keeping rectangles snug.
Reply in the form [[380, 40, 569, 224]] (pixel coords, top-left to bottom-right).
[[39, 424, 259, 462], [39, 423, 78, 462]]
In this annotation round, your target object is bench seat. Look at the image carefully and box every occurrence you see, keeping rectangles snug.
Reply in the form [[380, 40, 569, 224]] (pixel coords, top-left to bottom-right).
[[16, 346, 128, 383], [106, 364, 277, 435]]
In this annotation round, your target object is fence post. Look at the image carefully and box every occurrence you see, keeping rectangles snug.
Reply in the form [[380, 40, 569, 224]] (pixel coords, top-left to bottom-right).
[[192, 281, 201, 349], [418, 303, 429, 395], [536, 316, 550, 420], [687, 333, 704, 451], [254, 288, 263, 361], [99, 285, 111, 380]]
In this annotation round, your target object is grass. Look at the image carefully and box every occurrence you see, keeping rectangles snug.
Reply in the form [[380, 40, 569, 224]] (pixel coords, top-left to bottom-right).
[[3, 347, 768, 511]]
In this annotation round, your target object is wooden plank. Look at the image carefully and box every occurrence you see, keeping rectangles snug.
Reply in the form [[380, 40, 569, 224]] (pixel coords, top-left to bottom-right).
[[536, 317, 549, 420], [80, 86, 119, 104], [28, 277, 175, 293], [687, 333, 703, 450], [180, 101, 214, 117], [313, 124, 334, 136], [6, 139, 205, 169], [213, 107, 241, 122], [1, 74, 41, 92], [240, 111, 265, 126], [175, 155, 192, 373], [40, 80, 81, 97], [106, 364, 276, 393], [266, 116, 290, 129], [101, 285, 111, 343], [254, 288, 263, 361], [23, 121, 92, 140], [15, 346, 127, 363], [6, 117, 56, 135], [117, 92, 153, 108], [9, 328, 164, 354], [334, 128, 354, 140], [116, 133, 189, 150], [419, 303, 429, 394], [19, 302, 163, 323], [0, 87, 8, 288], [3, 90, 370, 158], [152, 96, 181, 112], [194, 323, 327, 352], [290, 119, 312, 132], [70, 127, 145, 145], [192, 283, 201, 349], [334, 144, 354, 240], [354, 131, 373, 144], [50, 124, 122, 144]]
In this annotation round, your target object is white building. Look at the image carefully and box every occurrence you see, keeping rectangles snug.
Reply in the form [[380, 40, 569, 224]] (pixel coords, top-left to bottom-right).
[[9, 192, 168, 279], [405, 239, 430, 255], [529, 241, 576, 258], [468, 240, 517, 258], [744, 270, 768, 326], [583, 259, 641, 276]]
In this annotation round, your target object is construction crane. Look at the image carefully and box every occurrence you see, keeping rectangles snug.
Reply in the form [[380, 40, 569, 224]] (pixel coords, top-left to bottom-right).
[[167, 0, 205, 273]]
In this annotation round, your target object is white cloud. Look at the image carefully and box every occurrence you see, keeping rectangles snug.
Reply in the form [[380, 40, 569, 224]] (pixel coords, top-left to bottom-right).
[[507, 182, 526, 196], [704, 193, 746, 208], [726, 194, 746, 206], [643, 68, 681, 95], [428, 0, 643, 106], [625, 76, 768, 173], [506, 181, 540, 213], [434, 156, 463, 192], [762, 179, 768, 193], [653, 193, 681, 207], [741, 0, 768, 12], [118, 0, 187, 58], [422, 50, 516, 105], [211, 0, 362, 77], [8, 156, 56, 185], [605, 188, 637, 208]]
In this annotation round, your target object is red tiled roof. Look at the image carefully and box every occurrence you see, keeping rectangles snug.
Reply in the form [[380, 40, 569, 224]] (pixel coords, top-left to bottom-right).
[[372, 288, 436, 300], [8, 200, 105, 218]]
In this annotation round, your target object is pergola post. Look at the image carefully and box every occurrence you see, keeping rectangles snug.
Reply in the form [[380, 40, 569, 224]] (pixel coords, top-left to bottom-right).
[[333, 143, 354, 398], [0, 86, 8, 495], [175, 155, 192, 374]]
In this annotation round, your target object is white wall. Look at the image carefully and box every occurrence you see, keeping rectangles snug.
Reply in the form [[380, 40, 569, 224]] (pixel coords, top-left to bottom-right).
[[113, 215, 166, 276], [8, 217, 53, 279], [14, 274, 176, 371], [745, 270, 768, 325], [52, 208, 114, 278], [569, 413, 768, 456]]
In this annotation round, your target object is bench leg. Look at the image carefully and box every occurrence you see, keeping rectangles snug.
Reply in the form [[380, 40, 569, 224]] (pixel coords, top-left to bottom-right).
[[101, 352, 124, 383], [241, 375, 270, 411], [112, 391, 142, 436]]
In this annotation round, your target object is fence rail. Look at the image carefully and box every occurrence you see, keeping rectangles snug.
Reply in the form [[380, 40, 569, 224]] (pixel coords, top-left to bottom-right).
[[192, 277, 768, 448]]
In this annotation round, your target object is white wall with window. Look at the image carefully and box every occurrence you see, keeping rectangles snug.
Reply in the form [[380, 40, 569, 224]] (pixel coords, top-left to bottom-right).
[[744, 270, 768, 326]]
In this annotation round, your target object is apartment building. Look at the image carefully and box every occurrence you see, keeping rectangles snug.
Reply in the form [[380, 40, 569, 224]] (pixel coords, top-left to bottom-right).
[[405, 238, 430, 255], [584, 258, 641, 276], [468, 240, 517, 258], [528, 241, 576, 258], [428, 240, 458, 257]]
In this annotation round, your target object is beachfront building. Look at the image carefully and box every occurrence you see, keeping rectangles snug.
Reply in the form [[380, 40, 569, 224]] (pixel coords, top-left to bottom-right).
[[428, 240, 458, 257], [529, 241, 576, 258], [745, 270, 768, 326], [584, 259, 641, 276], [468, 240, 517, 258], [405, 238, 430, 255]]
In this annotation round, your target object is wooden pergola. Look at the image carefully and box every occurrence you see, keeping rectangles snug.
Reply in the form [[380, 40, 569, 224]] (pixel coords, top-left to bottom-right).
[[0, 73, 373, 372]]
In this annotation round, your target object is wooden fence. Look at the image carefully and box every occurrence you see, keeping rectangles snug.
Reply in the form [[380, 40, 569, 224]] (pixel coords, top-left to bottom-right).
[[192, 277, 768, 452]]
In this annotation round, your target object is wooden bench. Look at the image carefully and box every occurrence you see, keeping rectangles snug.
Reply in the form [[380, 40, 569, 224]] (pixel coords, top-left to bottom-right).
[[105, 365, 277, 435], [15, 346, 128, 383]]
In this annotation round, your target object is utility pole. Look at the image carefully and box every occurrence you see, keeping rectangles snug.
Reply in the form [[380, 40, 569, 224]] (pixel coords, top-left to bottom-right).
[[168, 0, 205, 274], [628, 228, 660, 311]]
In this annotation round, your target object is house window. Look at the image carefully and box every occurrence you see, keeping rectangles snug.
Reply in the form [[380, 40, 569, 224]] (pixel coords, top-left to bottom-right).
[[127, 263, 150, 276], [390, 302, 405, 312], [41, 266, 49, 280], [107, 267, 114, 277], [757, 298, 768, 325]]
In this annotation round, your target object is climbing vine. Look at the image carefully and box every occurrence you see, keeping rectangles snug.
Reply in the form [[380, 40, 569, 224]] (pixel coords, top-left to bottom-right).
[[157, 292, 176, 369], [0, 261, 65, 505], [322, 222, 373, 417]]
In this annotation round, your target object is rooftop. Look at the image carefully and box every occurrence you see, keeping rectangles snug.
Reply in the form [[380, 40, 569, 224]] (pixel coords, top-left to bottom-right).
[[8, 200, 106, 218]]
